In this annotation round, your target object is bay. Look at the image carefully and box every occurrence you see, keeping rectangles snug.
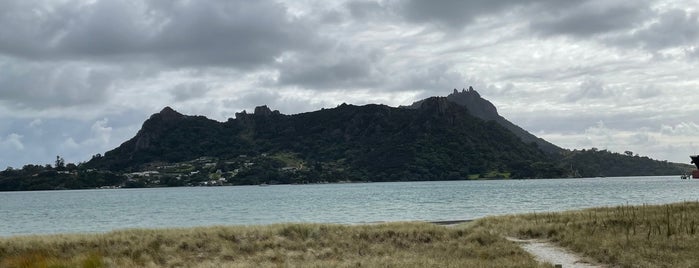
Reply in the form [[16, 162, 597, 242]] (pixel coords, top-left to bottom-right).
[[1, 176, 698, 237]]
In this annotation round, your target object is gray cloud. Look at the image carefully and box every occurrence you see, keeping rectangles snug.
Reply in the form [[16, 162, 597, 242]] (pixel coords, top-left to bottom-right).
[[393, 64, 467, 94], [0, 116, 137, 167], [509, 110, 668, 135], [635, 85, 661, 99], [346, 1, 386, 20], [275, 45, 384, 89], [529, 1, 651, 37], [391, 0, 680, 53], [0, 59, 114, 109], [149, 1, 313, 67], [565, 79, 613, 102], [0, 0, 314, 68], [394, 0, 524, 29], [170, 82, 214, 102], [612, 9, 699, 50], [390, 0, 645, 33], [0, 133, 24, 151], [661, 122, 699, 136]]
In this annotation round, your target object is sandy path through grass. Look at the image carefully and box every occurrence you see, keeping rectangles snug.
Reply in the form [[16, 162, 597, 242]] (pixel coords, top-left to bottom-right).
[[507, 237, 603, 268]]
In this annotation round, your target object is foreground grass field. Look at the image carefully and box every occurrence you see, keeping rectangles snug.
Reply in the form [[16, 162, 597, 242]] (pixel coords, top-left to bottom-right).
[[0, 222, 542, 268], [476, 201, 699, 267], [5, 202, 699, 267]]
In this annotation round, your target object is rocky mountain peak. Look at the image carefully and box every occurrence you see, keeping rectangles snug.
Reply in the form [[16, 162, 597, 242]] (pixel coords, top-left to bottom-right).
[[446, 87, 496, 120], [234, 105, 282, 121], [407, 87, 494, 118], [152, 106, 184, 121], [254, 105, 272, 115], [452, 86, 479, 96], [406, 87, 562, 154], [253, 105, 281, 116]]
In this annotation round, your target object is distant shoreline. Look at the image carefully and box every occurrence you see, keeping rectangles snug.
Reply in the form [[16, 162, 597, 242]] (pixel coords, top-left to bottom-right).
[[0, 174, 686, 193]]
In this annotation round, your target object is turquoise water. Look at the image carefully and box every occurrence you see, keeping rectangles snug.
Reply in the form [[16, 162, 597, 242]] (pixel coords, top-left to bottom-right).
[[1, 176, 698, 236]]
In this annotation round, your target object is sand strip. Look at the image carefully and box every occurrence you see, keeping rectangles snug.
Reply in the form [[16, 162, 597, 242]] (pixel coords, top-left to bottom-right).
[[430, 220, 473, 226], [506, 237, 603, 268]]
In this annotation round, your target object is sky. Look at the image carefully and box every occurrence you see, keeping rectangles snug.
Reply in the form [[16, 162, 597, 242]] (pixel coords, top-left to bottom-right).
[[0, 0, 698, 168]]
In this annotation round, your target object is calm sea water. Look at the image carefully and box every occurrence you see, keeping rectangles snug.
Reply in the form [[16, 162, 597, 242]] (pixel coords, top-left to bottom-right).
[[1, 176, 698, 237]]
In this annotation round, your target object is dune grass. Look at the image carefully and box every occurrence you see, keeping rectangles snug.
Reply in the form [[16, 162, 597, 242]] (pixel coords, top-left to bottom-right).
[[0, 222, 543, 268], [8, 202, 699, 267], [473, 201, 699, 267]]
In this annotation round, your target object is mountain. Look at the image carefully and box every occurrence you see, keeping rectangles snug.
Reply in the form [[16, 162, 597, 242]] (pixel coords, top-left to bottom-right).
[[3, 88, 693, 191], [407, 87, 562, 154], [89, 106, 246, 171], [82, 88, 692, 184], [85, 94, 561, 180]]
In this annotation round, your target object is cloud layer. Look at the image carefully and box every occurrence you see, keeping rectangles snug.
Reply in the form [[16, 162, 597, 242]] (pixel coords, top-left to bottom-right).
[[0, 0, 698, 167]]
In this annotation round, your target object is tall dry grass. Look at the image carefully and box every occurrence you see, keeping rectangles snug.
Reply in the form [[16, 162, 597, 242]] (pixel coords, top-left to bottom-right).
[[0, 222, 543, 268], [474, 201, 699, 267]]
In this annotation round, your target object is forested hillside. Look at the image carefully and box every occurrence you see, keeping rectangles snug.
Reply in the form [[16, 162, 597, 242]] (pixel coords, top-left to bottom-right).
[[2, 90, 692, 191], [86, 97, 556, 181], [558, 149, 692, 177]]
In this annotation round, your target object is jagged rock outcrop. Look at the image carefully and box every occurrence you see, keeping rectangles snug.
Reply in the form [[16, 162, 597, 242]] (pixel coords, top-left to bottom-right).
[[407, 88, 562, 154], [419, 97, 452, 115], [155, 106, 184, 121], [132, 107, 186, 152]]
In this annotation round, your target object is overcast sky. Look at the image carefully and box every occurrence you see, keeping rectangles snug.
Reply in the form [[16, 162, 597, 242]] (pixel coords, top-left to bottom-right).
[[1, 0, 698, 168]]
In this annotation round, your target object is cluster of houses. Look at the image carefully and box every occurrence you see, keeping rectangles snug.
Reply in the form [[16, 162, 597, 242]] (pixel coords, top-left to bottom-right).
[[122, 154, 302, 187]]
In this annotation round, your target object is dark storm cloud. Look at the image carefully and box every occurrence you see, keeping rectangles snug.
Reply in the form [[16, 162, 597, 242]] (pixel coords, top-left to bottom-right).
[[0, 0, 313, 68]]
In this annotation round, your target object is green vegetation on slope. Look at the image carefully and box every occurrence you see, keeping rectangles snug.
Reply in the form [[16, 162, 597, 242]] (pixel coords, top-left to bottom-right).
[[86, 98, 556, 181], [0, 164, 123, 191], [557, 148, 691, 177]]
